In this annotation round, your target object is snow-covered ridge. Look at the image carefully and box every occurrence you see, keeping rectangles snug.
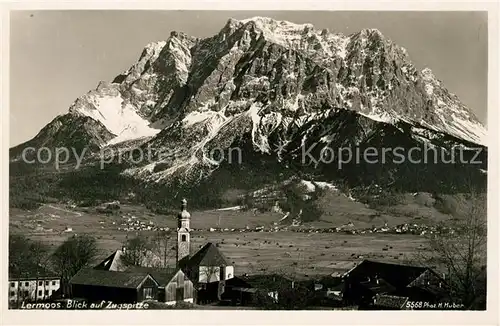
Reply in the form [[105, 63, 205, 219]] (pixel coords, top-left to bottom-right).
[[231, 16, 349, 60], [418, 67, 487, 146], [237, 16, 314, 30]]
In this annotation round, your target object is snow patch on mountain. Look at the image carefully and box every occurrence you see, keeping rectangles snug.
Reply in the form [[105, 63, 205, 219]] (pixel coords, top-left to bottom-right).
[[71, 94, 160, 145], [248, 103, 271, 153], [299, 180, 339, 193], [182, 110, 218, 127]]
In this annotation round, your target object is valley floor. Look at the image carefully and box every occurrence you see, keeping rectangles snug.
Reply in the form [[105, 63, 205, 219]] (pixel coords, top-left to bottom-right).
[[9, 204, 433, 278]]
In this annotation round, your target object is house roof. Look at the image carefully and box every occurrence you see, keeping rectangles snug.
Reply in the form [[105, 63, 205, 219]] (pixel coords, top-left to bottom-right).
[[126, 266, 179, 286], [225, 276, 253, 289], [345, 260, 429, 290], [359, 278, 396, 294], [373, 294, 409, 309], [70, 268, 157, 289], [94, 249, 128, 272], [186, 243, 230, 268]]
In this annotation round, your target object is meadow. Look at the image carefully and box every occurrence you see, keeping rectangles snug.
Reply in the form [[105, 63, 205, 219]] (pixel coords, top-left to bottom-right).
[[9, 203, 431, 278]]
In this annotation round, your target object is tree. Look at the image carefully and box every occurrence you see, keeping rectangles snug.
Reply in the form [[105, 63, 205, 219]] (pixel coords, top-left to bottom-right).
[[121, 234, 152, 267], [121, 231, 176, 268], [52, 234, 99, 296], [9, 234, 49, 278], [417, 190, 487, 309], [9, 234, 50, 307], [150, 230, 176, 268]]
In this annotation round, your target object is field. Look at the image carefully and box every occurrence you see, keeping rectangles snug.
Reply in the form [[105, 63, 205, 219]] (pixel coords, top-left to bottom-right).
[[9, 203, 433, 278]]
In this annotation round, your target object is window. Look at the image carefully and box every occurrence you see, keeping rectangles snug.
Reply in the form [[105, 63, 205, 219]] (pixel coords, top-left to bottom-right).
[[44, 290, 49, 296], [24, 291, 29, 297], [45, 281, 49, 286], [52, 281, 56, 286], [181, 234, 187, 242], [25, 282, 29, 287], [38, 281, 42, 286], [38, 290, 42, 297], [10, 291, 15, 297], [143, 288, 153, 300], [10, 282, 15, 288]]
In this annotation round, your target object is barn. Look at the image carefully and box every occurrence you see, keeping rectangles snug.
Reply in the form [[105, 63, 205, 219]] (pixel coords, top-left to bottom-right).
[[127, 266, 195, 305], [70, 268, 159, 304], [70, 267, 194, 305], [342, 260, 448, 309]]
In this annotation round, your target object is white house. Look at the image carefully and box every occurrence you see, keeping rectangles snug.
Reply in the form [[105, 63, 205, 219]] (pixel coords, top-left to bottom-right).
[[9, 276, 60, 304]]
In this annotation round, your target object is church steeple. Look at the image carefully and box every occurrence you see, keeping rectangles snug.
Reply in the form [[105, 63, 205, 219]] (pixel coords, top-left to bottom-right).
[[177, 198, 191, 265]]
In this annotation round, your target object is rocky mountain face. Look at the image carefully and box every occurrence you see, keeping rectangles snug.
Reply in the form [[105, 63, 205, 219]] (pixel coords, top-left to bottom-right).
[[10, 17, 487, 211]]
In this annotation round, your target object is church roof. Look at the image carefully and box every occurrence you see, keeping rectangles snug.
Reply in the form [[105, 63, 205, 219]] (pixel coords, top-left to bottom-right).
[[186, 243, 230, 267]]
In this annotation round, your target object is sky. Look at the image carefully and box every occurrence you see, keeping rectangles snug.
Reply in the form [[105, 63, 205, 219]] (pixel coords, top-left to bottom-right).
[[10, 10, 488, 147]]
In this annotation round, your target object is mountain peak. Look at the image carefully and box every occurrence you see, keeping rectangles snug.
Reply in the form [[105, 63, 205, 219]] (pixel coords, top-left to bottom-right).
[[358, 28, 383, 36], [236, 16, 314, 30], [421, 67, 436, 80], [229, 16, 317, 40]]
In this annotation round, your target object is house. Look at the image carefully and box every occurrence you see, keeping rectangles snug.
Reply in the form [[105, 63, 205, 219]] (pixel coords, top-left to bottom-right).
[[222, 274, 298, 306], [9, 276, 61, 306], [93, 248, 128, 272], [299, 276, 345, 307], [127, 266, 194, 305], [70, 268, 159, 303], [8, 267, 60, 306], [69, 267, 194, 305], [342, 260, 447, 309]]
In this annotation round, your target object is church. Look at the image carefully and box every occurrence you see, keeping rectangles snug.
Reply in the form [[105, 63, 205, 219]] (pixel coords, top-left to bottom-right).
[[176, 199, 235, 303], [70, 199, 234, 305]]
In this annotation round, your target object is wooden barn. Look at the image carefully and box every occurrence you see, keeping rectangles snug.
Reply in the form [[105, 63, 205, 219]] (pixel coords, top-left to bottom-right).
[[342, 260, 448, 309], [127, 266, 195, 305], [70, 267, 194, 305], [70, 268, 159, 304]]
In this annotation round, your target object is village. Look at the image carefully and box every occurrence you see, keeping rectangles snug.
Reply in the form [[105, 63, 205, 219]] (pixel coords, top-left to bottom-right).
[[8, 199, 466, 310]]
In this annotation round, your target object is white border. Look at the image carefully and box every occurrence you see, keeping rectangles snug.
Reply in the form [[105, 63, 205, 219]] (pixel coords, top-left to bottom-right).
[[1, 1, 498, 325]]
